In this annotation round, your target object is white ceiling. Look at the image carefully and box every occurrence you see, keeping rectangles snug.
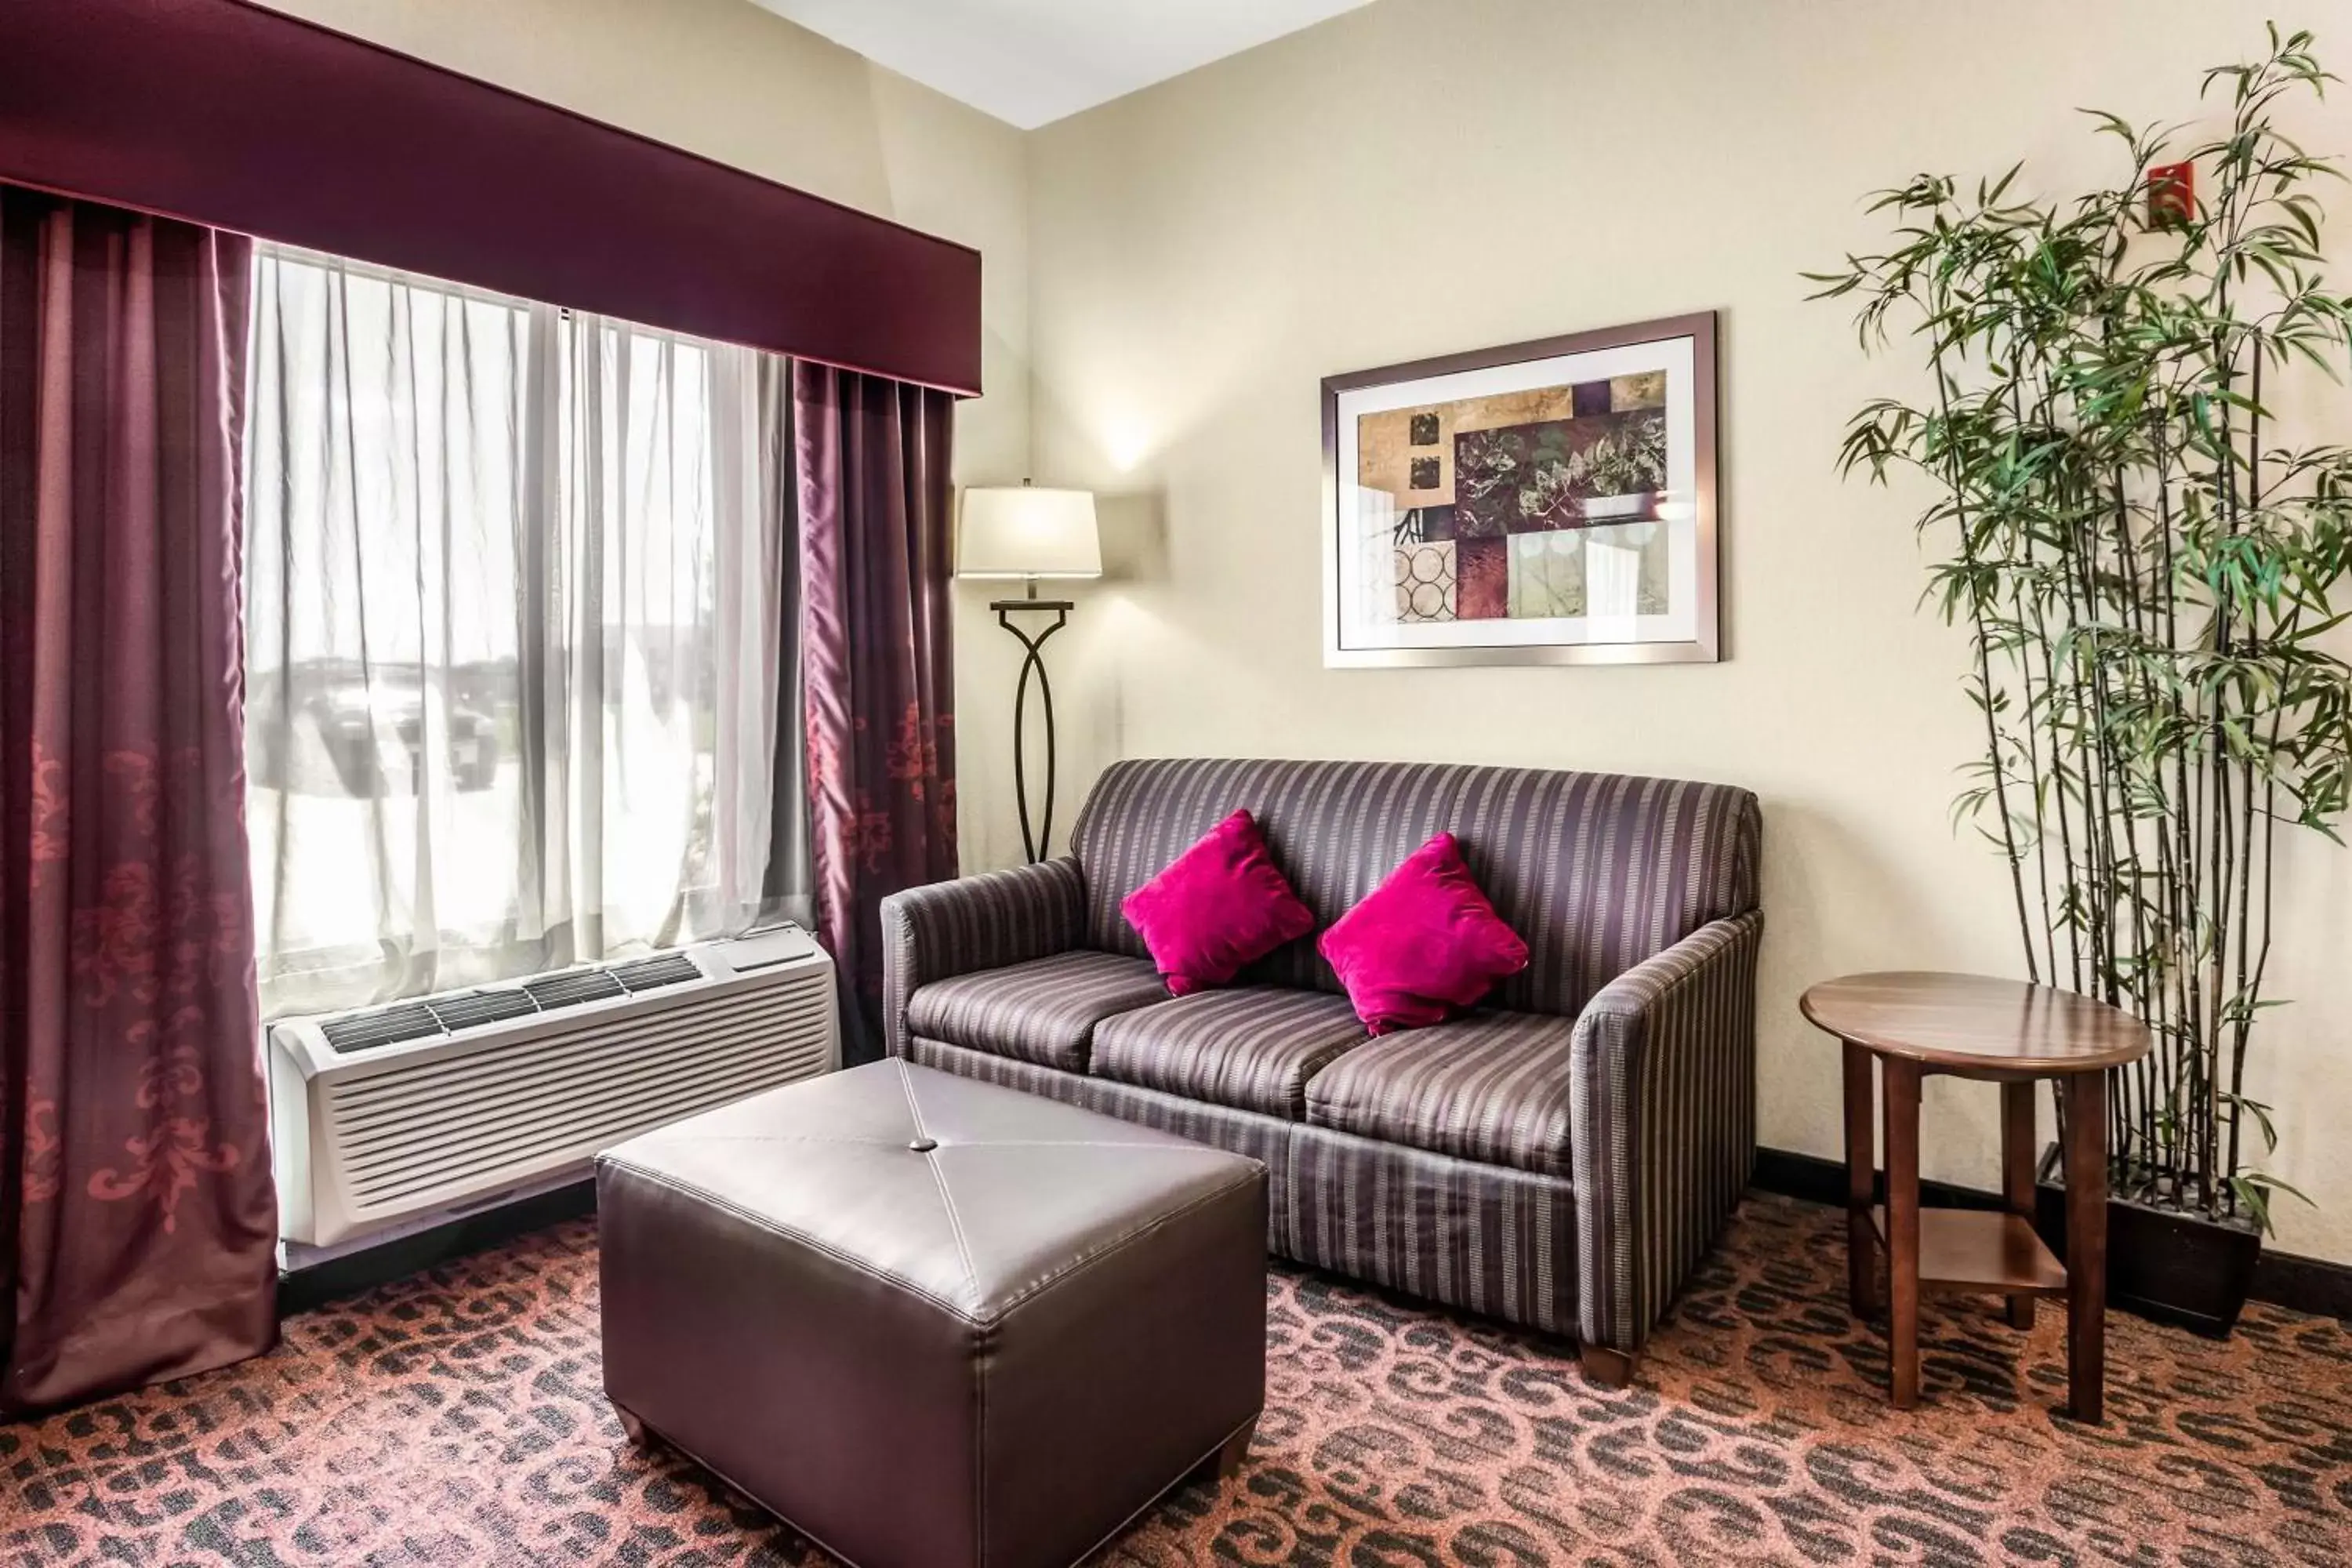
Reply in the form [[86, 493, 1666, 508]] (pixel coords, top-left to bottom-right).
[[751, 0, 1374, 129]]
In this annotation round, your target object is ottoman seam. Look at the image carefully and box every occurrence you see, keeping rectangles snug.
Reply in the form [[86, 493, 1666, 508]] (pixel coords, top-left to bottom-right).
[[975, 1322, 990, 1566], [599, 1157, 977, 1323], [900, 1066, 984, 1293], [987, 1170, 1265, 1325]]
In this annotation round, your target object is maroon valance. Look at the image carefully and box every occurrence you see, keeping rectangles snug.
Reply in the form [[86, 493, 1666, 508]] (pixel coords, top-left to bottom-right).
[[0, 0, 982, 396]]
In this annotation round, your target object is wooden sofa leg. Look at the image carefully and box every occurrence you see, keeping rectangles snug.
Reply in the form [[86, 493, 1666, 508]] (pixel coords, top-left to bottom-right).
[[614, 1405, 653, 1447], [1579, 1344, 1637, 1390]]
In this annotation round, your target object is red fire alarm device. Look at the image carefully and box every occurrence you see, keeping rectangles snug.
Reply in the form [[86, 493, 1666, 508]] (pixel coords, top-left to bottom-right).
[[2147, 161, 2194, 226]]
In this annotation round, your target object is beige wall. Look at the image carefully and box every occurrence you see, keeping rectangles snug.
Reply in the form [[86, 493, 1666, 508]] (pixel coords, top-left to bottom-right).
[[1024, 0, 2352, 1262], [248, 0, 1040, 868]]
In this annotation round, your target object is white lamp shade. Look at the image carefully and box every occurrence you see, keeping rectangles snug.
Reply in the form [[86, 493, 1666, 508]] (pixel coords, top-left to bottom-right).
[[957, 486, 1102, 579]]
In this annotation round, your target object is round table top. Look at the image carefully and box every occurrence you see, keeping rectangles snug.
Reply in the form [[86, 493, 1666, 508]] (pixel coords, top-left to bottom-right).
[[1799, 971, 2152, 1074]]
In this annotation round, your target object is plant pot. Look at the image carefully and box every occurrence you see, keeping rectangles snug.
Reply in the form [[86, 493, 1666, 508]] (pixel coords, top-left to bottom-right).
[[2034, 1143, 2262, 1338]]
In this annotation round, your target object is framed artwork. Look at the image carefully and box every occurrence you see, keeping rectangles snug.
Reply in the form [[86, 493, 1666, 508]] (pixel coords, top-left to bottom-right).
[[1320, 312, 1719, 666]]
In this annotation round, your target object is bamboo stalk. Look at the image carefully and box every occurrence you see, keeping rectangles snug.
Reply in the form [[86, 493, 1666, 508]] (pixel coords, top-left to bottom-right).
[[1935, 370, 2042, 984]]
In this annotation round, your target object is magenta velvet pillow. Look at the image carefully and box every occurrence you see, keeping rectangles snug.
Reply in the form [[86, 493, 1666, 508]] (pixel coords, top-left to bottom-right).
[[1121, 810, 1317, 996], [1319, 833, 1530, 1034]]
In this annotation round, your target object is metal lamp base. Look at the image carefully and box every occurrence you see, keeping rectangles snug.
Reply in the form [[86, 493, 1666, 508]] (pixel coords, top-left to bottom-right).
[[992, 597, 1073, 863]]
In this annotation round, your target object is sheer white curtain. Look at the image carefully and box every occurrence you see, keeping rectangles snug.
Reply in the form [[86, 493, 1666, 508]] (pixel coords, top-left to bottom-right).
[[244, 248, 800, 1016]]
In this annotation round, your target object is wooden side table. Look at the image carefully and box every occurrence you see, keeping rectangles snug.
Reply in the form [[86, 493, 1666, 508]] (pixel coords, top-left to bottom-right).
[[1799, 972, 2152, 1421]]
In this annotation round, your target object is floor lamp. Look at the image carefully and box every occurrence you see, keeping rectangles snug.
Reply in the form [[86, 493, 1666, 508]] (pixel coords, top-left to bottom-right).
[[957, 484, 1102, 864]]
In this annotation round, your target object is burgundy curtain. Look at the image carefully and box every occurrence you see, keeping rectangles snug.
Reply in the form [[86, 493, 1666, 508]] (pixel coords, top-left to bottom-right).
[[0, 187, 275, 1413], [795, 364, 958, 1062]]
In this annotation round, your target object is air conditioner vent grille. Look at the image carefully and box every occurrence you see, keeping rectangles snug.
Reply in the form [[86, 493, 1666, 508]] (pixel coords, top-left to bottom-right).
[[611, 953, 700, 993], [322, 954, 709, 1054], [522, 968, 627, 1010], [321, 1004, 442, 1054], [426, 988, 540, 1033]]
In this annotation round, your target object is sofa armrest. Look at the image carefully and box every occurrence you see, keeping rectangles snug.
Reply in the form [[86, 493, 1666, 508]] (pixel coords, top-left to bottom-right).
[[1568, 909, 1762, 1354], [877, 857, 1087, 1058]]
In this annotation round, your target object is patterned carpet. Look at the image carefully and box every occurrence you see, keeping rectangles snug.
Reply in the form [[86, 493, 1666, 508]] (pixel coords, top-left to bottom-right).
[[4, 1193, 2347, 1566]]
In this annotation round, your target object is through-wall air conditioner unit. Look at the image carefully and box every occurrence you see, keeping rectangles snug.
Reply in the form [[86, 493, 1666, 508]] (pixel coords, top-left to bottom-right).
[[269, 927, 836, 1258]]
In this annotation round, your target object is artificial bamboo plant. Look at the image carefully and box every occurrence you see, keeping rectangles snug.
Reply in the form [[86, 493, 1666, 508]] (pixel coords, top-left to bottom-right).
[[1810, 27, 2352, 1234]]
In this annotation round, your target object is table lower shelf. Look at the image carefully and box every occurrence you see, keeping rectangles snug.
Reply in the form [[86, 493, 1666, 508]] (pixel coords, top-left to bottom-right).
[[1864, 1206, 2068, 1297]]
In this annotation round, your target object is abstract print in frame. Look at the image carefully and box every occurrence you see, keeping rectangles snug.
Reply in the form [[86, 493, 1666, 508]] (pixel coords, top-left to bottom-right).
[[1322, 313, 1719, 666]]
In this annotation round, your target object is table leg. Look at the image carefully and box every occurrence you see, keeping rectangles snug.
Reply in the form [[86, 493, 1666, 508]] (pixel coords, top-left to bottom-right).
[[1882, 1059, 1922, 1410], [1842, 1043, 1878, 1319], [2063, 1071, 2109, 1423], [2001, 1080, 2038, 1330]]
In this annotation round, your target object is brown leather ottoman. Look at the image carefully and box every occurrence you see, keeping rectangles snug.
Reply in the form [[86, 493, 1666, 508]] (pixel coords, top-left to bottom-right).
[[596, 1058, 1267, 1568]]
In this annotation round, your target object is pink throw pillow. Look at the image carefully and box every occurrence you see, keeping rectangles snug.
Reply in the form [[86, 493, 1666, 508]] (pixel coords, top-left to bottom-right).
[[1122, 810, 1317, 996], [1319, 833, 1530, 1033]]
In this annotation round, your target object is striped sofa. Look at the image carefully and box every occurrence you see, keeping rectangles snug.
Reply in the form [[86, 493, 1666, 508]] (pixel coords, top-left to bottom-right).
[[877, 757, 1762, 1385]]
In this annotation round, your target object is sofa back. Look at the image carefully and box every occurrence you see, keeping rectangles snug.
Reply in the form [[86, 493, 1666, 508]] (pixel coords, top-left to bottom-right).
[[1070, 757, 1760, 1018]]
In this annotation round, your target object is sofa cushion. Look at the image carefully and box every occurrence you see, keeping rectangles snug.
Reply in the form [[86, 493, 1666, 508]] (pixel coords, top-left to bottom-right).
[[904, 950, 1169, 1072], [1122, 809, 1316, 996], [1304, 1009, 1576, 1176], [1093, 986, 1367, 1120], [1319, 832, 1530, 1033]]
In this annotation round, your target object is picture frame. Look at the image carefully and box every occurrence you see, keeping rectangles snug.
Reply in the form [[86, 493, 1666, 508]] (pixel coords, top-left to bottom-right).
[[1320, 311, 1720, 667]]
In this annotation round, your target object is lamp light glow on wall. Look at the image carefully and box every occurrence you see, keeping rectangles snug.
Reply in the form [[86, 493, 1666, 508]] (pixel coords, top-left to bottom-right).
[[958, 483, 1102, 863]]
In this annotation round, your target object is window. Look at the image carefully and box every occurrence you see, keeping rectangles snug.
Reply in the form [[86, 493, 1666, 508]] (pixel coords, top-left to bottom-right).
[[243, 249, 799, 1016]]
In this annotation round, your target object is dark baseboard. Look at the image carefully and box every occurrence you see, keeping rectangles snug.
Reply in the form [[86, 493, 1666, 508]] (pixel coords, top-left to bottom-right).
[[277, 1179, 597, 1319], [2243, 1247, 2352, 1323], [1754, 1145, 2009, 1215], [1751, 1146, 2352, 1322]]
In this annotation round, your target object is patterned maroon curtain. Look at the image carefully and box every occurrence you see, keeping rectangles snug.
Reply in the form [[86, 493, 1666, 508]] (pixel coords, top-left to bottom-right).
[[794, 363, 958, 1062], [0, 187, 276, 1413]]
